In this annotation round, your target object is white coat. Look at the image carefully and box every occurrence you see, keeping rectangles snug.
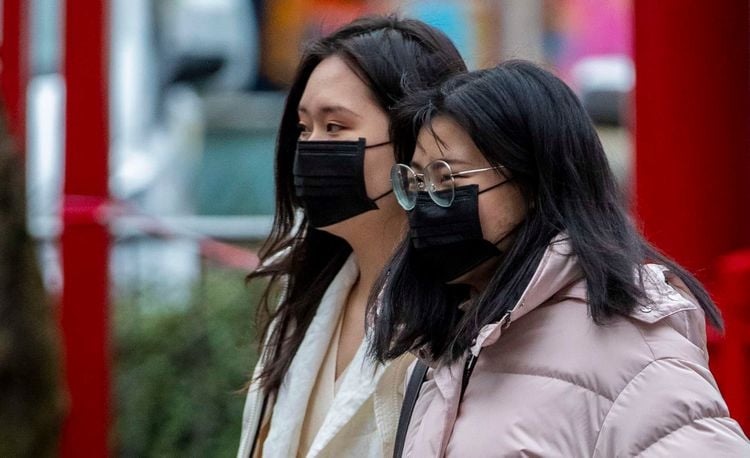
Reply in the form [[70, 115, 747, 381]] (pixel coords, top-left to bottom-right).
[[237, 255, 413, 458]]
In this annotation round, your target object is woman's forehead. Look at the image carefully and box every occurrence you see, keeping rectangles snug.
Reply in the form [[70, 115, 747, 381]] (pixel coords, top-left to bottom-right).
[[298, 56, 376, 117], [413, 118, 479, 167]]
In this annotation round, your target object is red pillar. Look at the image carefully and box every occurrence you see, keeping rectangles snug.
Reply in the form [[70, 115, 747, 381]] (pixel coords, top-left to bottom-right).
[[0, 0, 28, 144], [60, 0, 111, 456], [633, 1, 750, 278], [634, 0, 750, 430], [714, 250, 750, 430]]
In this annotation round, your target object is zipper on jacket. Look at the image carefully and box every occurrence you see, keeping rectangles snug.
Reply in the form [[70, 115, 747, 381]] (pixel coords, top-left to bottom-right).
[[460, 353, 478, 401]]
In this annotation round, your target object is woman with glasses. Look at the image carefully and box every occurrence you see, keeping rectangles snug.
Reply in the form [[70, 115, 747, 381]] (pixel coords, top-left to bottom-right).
[[236, 16, 466, 458], [371, 61, 750, 457]]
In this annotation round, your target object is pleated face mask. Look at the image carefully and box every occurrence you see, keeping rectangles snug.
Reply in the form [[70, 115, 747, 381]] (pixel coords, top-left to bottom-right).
[[408, 184, 515, 283], [293, 138, 392, 228]]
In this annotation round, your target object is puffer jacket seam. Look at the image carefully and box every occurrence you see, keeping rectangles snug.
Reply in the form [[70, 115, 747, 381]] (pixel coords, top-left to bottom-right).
[[631, 319, 657, 360], [482, 370, 614, 402], [630, 310, 710, 364], [591, 357, 679, 456], [633, 415, 732, 456]]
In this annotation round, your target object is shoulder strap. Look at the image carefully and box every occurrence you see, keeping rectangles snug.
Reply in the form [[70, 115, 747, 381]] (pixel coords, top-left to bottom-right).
[[393, 361, 429, 458]]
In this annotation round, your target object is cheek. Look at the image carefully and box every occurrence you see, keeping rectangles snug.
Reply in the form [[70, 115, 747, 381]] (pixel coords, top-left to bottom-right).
[[477, 196, 502, 241], [363, 146, 395, 195], [359, 112, 392, 196], [478, 187, 526, 241]]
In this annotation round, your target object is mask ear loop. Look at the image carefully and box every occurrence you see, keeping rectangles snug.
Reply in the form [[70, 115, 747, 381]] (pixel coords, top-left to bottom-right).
[[361, 138, 394, 202], [372, 189, 393, 201], [477, 176, 514, 195], [365, 140, 392, 149], [363, 140, 393, 202], [491, 223, 522, 248], [474, 176, 521, 248]]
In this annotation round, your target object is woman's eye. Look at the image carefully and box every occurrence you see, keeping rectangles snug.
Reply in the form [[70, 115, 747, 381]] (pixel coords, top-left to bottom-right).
[[326, 123, 344, 133], [298, 123, 311, 138]]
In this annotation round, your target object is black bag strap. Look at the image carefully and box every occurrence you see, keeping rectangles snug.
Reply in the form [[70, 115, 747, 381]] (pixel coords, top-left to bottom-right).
[[393, 353, 480, 458], [393, 360, 429, 458]]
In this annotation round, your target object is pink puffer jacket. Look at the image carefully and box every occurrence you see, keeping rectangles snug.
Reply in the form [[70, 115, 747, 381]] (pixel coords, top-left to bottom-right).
[[403, 238, 750, 457]]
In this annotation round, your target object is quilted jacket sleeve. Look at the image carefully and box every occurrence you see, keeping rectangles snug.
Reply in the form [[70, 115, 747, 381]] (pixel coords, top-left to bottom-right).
[[593, 357, 750, 457], [637, 416, 749, 457]]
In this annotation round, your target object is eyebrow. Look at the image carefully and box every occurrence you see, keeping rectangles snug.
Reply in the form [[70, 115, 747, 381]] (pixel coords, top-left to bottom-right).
[[298, 104, 362, 119]]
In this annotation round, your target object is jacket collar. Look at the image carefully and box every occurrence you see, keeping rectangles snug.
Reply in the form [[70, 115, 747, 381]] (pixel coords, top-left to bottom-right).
[[470, 234, 584, 356], [467, 236, 704, 356], [263, 254, 359, 457], [425, 235, 585, 455], [262, 254, 401, 457], [306, 333, 388, 456]]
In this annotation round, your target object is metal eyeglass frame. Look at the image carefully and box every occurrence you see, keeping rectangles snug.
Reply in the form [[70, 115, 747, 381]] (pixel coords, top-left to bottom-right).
[[392, 159, 507, 210]]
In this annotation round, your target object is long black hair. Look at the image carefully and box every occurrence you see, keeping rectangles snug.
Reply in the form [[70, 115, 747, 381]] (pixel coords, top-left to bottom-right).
[[369, 60, 723, 364], [248, 16, 466, 395]]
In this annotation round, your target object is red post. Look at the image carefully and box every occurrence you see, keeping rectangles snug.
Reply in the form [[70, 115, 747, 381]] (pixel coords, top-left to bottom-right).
[[0, 0, 28, 144], [634, 0, 750, 429], [714, 250, 750, 430], [60, 0, 111, 456], [633, 1, 750, 278]]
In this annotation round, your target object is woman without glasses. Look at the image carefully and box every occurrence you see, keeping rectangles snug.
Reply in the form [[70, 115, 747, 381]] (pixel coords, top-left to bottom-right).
[[371, 60, 750, 457], [237, 16, 466, 458]]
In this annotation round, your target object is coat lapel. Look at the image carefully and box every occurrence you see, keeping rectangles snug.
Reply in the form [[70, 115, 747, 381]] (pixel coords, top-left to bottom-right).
[[306, 334, 388, 457], [262, 255, 359, 458]]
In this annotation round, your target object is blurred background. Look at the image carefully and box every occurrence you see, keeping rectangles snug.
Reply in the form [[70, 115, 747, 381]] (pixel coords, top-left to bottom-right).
[[0, 0, 748, 456]]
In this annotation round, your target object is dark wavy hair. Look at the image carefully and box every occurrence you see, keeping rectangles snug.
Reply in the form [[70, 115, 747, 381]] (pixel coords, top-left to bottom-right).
[[368, 60, 723, 365], [248, 16, 466, 395]]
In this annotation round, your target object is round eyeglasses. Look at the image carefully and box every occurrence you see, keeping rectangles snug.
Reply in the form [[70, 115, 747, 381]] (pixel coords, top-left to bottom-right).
[[390, 159, 507, 210]]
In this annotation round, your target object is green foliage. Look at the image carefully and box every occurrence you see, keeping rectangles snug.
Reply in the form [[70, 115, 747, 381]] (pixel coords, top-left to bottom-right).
[[0, 118, 63, 458], [113, 266, 261, 457]]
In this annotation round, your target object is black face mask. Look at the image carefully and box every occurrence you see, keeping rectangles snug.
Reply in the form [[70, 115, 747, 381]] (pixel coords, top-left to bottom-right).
[[293, 138, 392, 228], [408, 184, 513, 283]]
